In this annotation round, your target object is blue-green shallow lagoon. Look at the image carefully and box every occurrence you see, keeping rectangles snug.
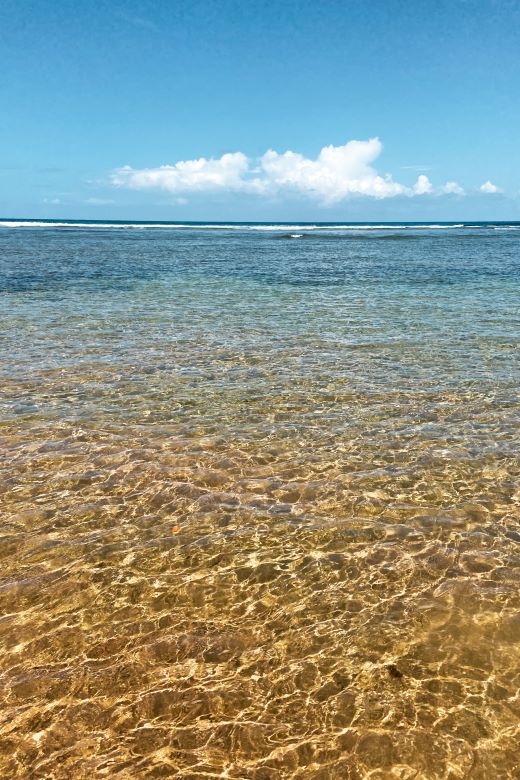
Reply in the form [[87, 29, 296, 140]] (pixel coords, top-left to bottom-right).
[[1, 222, 519, 778]]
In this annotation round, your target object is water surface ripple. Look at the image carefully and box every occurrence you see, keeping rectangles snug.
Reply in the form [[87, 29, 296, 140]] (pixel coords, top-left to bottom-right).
[[1, 223, 519, 778]]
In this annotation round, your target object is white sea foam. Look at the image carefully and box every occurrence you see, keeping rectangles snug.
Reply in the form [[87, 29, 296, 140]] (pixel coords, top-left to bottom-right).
[[0, 221, 183, 229], [0, 220, 516, 232]]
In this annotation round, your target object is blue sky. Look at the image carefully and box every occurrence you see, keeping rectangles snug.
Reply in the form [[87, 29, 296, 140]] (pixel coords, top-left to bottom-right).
[[1, 0, 519, 220]]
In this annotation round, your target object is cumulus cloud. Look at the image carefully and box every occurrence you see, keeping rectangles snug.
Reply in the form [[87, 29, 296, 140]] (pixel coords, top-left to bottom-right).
[[439, 181, 465, 195], [413, 177, 465, 196], [413, 175, 433, 195], [111, 139, 469, 203], [257, 138, 407, 201], [112, 152, 251, 193], [479, 180, 501, 193]]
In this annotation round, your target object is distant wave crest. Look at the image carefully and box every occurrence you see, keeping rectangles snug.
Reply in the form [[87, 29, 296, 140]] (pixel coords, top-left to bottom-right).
[[1, 220, 519, 232]]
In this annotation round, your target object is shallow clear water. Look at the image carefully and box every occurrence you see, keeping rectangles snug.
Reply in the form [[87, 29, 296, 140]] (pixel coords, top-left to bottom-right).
[[1, 222, 519, 778]]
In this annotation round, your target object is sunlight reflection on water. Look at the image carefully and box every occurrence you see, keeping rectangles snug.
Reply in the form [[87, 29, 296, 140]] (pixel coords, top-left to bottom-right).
[[1, 224, 519, 778]]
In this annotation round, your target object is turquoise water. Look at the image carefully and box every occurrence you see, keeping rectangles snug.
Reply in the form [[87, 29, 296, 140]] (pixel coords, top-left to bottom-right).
[[1, 221, 520, 778]]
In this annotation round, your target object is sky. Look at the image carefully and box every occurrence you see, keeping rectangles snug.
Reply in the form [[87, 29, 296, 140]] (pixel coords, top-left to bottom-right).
[[1, 0, 519, 221]]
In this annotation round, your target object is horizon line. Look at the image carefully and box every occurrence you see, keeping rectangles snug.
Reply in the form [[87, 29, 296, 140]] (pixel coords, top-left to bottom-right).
[[2, 217, 520, 225]]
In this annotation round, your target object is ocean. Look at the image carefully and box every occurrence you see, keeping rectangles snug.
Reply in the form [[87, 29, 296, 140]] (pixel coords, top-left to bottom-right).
[[1, 220, 519, 778]]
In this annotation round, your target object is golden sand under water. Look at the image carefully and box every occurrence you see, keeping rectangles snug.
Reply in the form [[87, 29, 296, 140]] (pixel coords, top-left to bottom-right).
[[1, 389, 520, 778], [1, 224, 520, 777]]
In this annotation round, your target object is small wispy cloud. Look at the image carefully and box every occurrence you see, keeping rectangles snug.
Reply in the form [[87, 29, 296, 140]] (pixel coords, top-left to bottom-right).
[[115, 11, 159, 32], [479, 180, 501, 194], [439, 181, 465, 195], [43, 197, 62, 204], [86, 197, 115, 205], [110, 138, 470, 203]]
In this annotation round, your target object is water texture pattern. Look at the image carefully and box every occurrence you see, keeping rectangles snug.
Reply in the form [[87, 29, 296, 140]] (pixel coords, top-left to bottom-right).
[[1, 222, 519, 778]]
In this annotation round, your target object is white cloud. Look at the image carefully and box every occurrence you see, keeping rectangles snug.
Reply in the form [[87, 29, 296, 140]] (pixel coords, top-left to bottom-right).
[[257, 138, 408, 202], [43, 197, 62, 204], [112, 152, 251, 193], [479, 180, 501, 193], [110, 139, 470, 203], [439, 181, 464, 195], [413, 174, 433, 195], [86, 197, 115, 205], [412, 175, 464, 196]]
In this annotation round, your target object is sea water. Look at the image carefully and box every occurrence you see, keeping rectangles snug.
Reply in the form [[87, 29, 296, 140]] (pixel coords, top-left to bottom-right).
[[1, 221, 519, 777]]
